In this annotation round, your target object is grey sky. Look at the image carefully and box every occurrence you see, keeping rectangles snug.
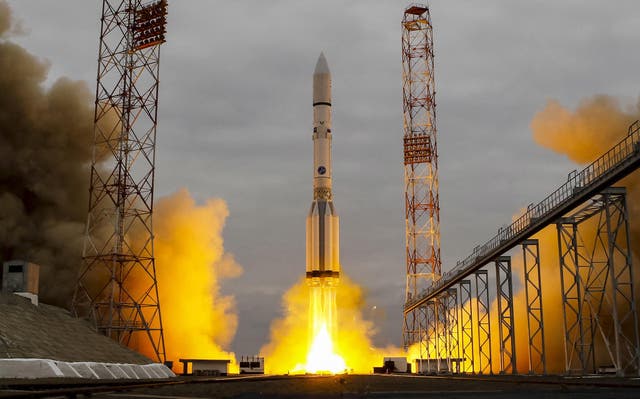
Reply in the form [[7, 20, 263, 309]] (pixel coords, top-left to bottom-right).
[[7, 0, 639, 355]]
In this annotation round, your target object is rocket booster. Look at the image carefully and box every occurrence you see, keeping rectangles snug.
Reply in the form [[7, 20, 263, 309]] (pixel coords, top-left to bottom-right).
[[306, 52, 340, 281]]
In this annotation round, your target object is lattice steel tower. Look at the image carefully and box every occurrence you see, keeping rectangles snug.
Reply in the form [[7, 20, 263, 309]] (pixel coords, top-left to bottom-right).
[[73, 0, 168, 362], [401, 4, 441, 349]]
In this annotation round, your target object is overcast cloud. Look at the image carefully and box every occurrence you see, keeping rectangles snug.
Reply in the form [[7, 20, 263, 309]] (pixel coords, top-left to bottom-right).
[[6, 0, 640, 354]]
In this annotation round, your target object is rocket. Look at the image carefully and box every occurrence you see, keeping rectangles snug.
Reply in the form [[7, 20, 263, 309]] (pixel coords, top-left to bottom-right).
[[306, 52, 340, 284], [303, 53, 345, 369]]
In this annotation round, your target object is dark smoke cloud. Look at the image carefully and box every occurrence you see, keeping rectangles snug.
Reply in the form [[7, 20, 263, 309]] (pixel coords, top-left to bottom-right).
[[0, 0, 93, 307], [0, 1, 10, 38]]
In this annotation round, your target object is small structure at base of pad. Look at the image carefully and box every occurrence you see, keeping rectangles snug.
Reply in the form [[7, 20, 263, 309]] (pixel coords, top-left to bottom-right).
[[239, 356, 264, 374], [179, 358, 230, 376], [413, 358, 464, 374], [373, 357, 410, 373], [2, 260, 40, 306]]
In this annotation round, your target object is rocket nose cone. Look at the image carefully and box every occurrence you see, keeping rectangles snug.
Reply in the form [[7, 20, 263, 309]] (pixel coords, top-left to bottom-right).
[[314, 52, 330, 75]]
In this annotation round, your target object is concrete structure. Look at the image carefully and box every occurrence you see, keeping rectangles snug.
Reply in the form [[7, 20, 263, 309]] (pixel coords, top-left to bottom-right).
[[0, 359, 173, 379], [239, 356, 264, 374], [2, 260, 39, 305], [373, 357, 411, 374], [0, 292, 174, 379], [179, 359, 230, 376], [384, 357, 409, 373], [414, 358, 463, 374]]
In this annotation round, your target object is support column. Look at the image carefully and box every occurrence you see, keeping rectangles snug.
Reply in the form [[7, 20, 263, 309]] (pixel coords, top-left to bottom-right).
[[522, 239, 546, 374], [445, 288, 460, 373], [597, 191, 640, 375], [459, 279, 474, 373], [495, 256, 516, 374], [424, 300, 437, 373], [555, 188, 639, 375], [436, 295, 448, 373], [475, 269, 492, 374], [557, 219, 594, 374]]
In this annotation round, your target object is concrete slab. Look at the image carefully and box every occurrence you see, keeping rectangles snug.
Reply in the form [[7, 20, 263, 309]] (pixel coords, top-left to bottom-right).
[[117, 364, 138, 379], [0, 358, 62, 378], [87, 363, 117, 379], [53, 361, 81, 378], [105, 364, 128, 379], [68, 362, 99, 378], [141, 364, 163, 378], [149, 364, 175, 378], [0, 358, 175, 379]]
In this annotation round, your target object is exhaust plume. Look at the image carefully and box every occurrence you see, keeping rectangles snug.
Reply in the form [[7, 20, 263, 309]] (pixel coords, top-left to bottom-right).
[[0, 1, 10, 37], [138, 189, 242, 370], [260, 274, 401, 374], [531, 95, 640, 163]]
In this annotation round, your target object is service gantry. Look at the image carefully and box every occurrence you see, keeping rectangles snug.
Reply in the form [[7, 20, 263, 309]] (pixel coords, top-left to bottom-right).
[[73, 0, 168, 362], [401, 4, 442, 351]]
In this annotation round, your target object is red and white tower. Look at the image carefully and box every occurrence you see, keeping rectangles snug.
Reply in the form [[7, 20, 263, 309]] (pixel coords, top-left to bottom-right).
[[401, 4, 441, 349]]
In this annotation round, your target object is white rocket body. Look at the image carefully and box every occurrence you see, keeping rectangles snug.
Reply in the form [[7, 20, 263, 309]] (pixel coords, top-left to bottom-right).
[[306, 52, 340, 284]]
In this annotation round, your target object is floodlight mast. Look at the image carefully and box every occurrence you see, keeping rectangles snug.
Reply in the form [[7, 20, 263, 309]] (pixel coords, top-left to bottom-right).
[[73, 0, 168, 363], [401, 4, 442, 351]]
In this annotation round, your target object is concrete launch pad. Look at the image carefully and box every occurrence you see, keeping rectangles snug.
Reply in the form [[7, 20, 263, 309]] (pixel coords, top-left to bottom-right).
[[3, 374, 639, 398]]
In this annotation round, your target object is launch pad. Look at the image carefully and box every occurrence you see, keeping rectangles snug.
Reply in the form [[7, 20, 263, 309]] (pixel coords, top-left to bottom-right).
[[3, 0, 640, 385], [3, 374, 640, 399]]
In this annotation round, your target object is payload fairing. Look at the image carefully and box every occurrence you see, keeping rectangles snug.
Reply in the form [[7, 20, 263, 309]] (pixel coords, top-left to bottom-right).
[[306, 52, 340, 339]]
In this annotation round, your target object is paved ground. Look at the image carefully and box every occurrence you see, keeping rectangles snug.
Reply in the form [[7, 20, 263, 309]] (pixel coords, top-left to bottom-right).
[[4, 374, 638, 399], [115, 375, 640, 399]]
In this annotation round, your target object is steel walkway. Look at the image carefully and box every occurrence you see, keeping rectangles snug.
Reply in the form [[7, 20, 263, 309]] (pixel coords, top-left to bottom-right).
[[405, 120, 640, 313]]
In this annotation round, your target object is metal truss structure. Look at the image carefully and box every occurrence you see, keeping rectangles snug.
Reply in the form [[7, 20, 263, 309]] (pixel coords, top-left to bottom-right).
[[458, 280, 474, 373], [422, 301, 437, 370], [475, 270, 492, 374], [444, 288, 460, 372], [400, 120, 640, 376], [557, 188, 640, 376], [401, 3, 442, 351], [495, 256, 516, 374], [435, 297, 448, 371], [522, 239, 546, 374], [73, 0, 168, 362]]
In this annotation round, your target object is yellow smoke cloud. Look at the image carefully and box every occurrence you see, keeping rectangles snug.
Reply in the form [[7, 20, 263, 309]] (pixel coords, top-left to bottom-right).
[[136, 188, 242, 372], [531, 95, 640, 163]]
